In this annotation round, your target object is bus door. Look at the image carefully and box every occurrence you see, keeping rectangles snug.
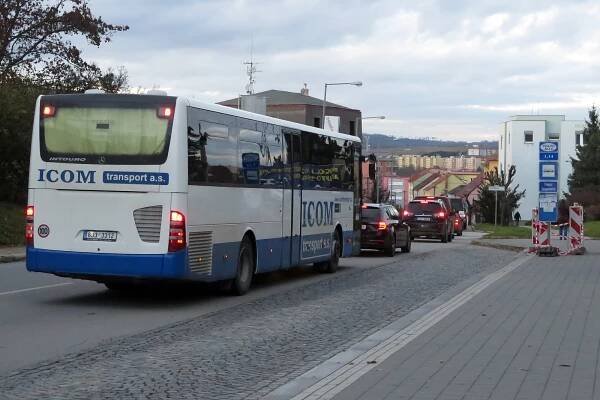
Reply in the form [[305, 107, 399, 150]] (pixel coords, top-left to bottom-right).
[[282, 129, 302, 268]]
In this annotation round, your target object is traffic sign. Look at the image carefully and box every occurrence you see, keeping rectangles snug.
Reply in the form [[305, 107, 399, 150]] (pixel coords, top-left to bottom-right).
[[539, 181, 558, 193], [539, 141, 559, 161], [539, 161, 559, 180], [539, 192, 558, 222], [489, 185, 505, 192]]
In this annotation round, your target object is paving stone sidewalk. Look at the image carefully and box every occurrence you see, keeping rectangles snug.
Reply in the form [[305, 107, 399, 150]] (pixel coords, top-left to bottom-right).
[[0, 246, 25, 263], [332, 241, 600, 400]]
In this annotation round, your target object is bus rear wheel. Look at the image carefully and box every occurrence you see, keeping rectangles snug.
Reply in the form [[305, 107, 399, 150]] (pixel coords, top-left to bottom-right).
[[316, 231, 341, 274], [230, 237, 254, 296]]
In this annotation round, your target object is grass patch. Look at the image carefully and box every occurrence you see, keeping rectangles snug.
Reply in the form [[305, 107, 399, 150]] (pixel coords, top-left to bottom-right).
[[0, 202, 24, 246], [585, 220, 600, 239], [473, 223, 532, 239]]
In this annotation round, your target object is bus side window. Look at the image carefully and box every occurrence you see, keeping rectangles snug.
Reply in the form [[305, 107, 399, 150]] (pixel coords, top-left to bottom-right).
[[188, 110, 238, 185]]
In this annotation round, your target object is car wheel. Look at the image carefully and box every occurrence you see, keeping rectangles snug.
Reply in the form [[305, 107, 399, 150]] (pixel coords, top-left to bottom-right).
[[457, 229, 463, 236], [316, 231, 341, 273], [230, 237, 254, 295], [441, 232, 448, 243], [401, 235, 411, 253], [385, 233, 396, 257]]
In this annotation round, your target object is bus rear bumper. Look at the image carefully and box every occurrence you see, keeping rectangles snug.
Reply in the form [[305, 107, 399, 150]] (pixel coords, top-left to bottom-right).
[[26, 247, 187, 280]]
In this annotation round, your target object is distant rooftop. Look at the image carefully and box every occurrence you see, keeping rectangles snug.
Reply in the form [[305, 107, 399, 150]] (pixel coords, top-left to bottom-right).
[[219, 89, 353, 109]]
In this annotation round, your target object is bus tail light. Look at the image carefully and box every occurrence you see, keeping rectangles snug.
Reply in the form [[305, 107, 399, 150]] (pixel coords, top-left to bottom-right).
[[157, 106, 174, 119], [168, 210, 186, 252], [25, 206, 34, 247], [41, 104, 56, 118]]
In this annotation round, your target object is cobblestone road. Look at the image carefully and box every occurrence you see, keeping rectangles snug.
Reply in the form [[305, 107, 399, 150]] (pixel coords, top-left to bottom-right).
[[0, 246, 516, 400]]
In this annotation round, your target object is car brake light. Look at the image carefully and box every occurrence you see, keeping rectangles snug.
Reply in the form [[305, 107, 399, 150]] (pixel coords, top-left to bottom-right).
[[378, 221, 387, 230], [403, 210, 413, 217], [41, 104, 56, 118], [158, 106, 174, 119], [168, 210, 186, 252], [436, 211, 446, 219], [25, 206, 34, 246]]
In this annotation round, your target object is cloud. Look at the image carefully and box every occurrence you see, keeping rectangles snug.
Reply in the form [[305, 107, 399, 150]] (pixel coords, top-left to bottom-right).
[[82, 0, 600, 140]]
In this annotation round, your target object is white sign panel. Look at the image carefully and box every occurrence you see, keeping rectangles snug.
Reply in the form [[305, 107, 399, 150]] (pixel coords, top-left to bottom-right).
[[324, 116, 340, 132]]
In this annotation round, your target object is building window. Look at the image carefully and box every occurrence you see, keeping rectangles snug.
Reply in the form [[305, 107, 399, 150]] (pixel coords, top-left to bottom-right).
[[313, 117, 321, 128], [575, 130, 583, 146], [349, 120, 356, 136], [548, 133, 559, 140], [524, 130, 533, 143]]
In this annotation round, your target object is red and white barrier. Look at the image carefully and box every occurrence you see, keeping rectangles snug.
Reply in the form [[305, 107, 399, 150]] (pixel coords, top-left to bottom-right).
[[530, 204, 585, 256], [567, 205, 584, 253]]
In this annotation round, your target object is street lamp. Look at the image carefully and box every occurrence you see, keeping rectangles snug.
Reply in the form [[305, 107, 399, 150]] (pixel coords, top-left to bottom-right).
[[321, 81, 362, 129]]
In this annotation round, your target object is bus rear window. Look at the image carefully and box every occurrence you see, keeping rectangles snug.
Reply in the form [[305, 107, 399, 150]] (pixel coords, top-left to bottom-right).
[[39, 94, 176, 164]]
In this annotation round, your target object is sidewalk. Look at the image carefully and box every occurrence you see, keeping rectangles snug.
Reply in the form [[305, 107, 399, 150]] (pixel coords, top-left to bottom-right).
[[0, 246, 25, 263], [276, 241, 600, 400]]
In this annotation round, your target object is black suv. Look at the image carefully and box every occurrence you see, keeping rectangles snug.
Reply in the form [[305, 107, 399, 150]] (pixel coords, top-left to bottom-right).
[[403, 199, 453, 242], [360, 204, 411, 256]]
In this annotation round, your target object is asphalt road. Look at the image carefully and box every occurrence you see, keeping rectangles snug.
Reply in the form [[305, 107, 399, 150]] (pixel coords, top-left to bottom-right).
[[0, 231, 517, 399]]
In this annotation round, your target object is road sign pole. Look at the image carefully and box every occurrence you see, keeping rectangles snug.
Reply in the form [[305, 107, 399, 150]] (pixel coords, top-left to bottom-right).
[[494, 191, 498, 226]]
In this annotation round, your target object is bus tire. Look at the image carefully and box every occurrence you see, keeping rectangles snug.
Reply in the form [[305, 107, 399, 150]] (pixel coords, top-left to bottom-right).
[[231, 237, 254, 296], [104, 281, 136, 292], [316, 231, 341, 274]]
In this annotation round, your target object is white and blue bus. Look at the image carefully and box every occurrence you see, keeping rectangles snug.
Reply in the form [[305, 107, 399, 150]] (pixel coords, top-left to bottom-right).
[[26, 93, 361, 294]]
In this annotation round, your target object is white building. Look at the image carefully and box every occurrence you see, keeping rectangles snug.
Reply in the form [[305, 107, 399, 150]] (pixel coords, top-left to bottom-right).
[[498, 115, 585, 220]]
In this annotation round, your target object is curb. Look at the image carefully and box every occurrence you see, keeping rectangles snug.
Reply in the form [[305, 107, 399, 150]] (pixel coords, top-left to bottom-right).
[[0, 254, 26, 263], [471, 240, 527, 253]]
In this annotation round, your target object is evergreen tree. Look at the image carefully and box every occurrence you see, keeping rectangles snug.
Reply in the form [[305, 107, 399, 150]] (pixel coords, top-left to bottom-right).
[[475, 166, 525, 225], [567, 107, 600, 219]]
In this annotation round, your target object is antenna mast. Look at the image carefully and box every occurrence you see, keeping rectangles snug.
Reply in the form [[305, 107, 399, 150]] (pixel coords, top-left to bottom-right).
[[243, 39, 261, 95]]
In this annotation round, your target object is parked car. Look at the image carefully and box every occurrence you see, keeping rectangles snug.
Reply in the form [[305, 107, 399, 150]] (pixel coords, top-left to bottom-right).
[[403, 199, 453, 242], [452, 212, 463, 236], [448, 196, 469, 230], [413, 196, 455, 239], [360, 203, 411, 256]]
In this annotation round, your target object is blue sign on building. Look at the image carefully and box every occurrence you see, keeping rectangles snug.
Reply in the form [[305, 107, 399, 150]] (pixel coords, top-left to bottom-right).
[[539, 192, 558, 222], [539, 141, 559, 161], [539, 161, 559, 181], [539, 181, 558, 193]]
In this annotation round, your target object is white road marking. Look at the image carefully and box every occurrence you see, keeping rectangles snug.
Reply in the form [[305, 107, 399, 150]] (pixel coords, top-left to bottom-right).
[[267, 254, 531, 400], [0, 282, 72, 296]]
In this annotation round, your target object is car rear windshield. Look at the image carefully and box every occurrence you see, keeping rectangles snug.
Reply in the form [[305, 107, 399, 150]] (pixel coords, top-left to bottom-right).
[[361, 207, 382, 221], [407, 201, 442, 213], [450, 199, 465, 211], [39, 94, 176, 165]]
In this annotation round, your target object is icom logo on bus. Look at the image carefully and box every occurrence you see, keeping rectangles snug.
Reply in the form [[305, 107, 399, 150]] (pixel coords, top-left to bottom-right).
[[301, 201, 335, 227], [37, 169, 96, 184]]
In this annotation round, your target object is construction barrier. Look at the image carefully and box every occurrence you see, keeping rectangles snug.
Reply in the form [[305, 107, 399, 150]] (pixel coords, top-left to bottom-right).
[[530, 204, 585, 256], [566, 204, 584, 255]]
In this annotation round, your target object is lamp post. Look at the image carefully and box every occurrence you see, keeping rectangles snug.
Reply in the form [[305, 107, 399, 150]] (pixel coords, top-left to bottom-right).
[[321, 81, 362, 129]]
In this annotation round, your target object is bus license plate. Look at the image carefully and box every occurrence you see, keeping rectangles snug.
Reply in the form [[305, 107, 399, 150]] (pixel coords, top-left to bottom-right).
[[83, 230, 117, 242]]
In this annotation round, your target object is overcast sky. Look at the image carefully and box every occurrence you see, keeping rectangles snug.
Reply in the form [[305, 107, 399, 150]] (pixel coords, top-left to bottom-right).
[[83, 0, 600, 141]]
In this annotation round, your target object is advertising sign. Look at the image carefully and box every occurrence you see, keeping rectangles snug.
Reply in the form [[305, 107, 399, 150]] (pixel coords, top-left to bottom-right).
[[539, 192, 558, 222], [539, 141, 559, 161], [539, 181, 558, 193], [539, 162, 559, 180]]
